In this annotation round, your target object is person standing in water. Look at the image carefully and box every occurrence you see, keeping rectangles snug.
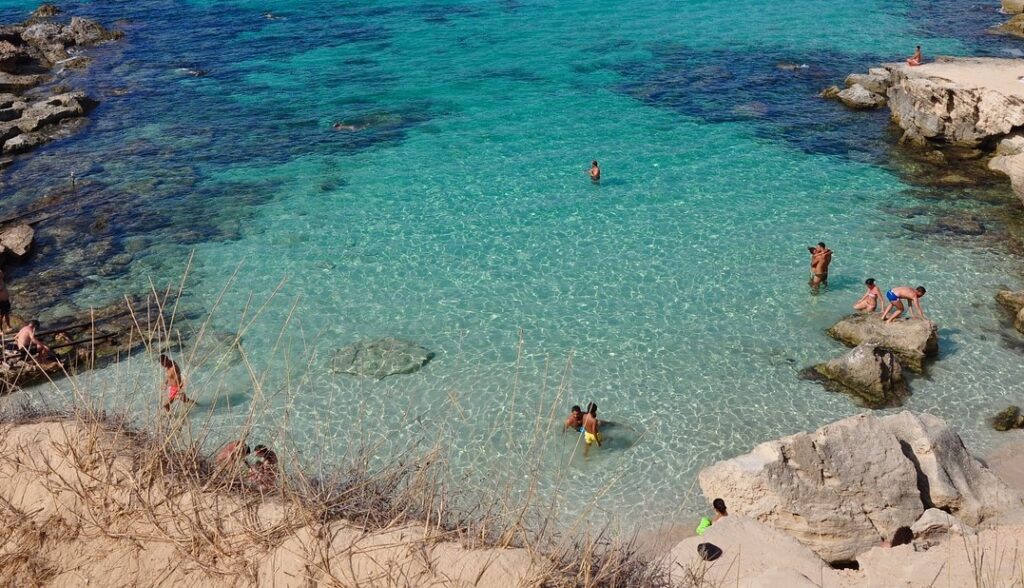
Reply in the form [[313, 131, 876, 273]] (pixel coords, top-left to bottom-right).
[[582, 402, 601, 457], [880, 286, 927, 323], [808, 242, 832, 293], [589, 160, 600, 182], [853, 278, 881, 313], [160, 354, 194, 411], [563, 405, 584, 433]]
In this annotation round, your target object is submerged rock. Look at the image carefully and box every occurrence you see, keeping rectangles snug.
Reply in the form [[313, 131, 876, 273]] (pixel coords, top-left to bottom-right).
[[698, 412, 1023, 563], [826, 313, 938, 373], [992, 406, 1024, 431], [30, 4, 61, 19], [813, 343, 907, 408], [331, 338, 434, 380], [819, 85, 840, 99], [0, 222, 34, 261], [837, 83, 886, 109]]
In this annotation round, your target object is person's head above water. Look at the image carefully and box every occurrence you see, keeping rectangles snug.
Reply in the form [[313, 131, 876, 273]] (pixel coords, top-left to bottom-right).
[[865, 278, 875, 287], [159, 354, 172, 368], [571, 405, 582, 415], [592, 160, 598, 166], [712, 498, 727, 515], [817, 242, 826, 249], [587, 402, 598, 416], [916, 286, 926, 296]]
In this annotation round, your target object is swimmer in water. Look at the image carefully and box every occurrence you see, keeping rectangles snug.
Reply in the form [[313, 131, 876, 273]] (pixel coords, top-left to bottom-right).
[[589, 160, 600, 182], [563, 405, 584, 433], [333, 122, 360, 132]]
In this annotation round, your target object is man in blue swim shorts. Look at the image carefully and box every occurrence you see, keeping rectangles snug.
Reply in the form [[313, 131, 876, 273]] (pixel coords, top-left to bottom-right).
[[881, 286, 927, 323]]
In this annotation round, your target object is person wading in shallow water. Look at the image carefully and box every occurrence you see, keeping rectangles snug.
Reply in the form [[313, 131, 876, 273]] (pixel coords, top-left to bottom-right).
[[582, 402, 602, 457], [589, 160, 601, 183], [160, 354, 194, 411], [808, 242, 832, 293]]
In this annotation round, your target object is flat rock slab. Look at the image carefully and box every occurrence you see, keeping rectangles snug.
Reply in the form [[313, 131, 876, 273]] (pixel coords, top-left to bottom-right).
[[331, 338, 434, 380], [826, 313, 937, 373], [0, 222, 33, 260]]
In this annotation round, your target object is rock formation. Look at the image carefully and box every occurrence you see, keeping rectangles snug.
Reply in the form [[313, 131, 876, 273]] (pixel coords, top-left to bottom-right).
[[331, 338, 434, 379], [995, 289, 1024, 333], [1005, 0, 1024, 13], [0, 222, 34, 261], [812, 343, 907, 408], [837, 84, 886, 110], [0, 8, 120, 159], [826, 313, 938, 373], [697, 412, 1022, 563], [992, 406, 1024, 431]]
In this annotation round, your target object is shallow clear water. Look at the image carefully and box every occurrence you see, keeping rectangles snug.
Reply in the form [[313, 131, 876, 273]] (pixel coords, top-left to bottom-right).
[[5, 0, 1024, 528]]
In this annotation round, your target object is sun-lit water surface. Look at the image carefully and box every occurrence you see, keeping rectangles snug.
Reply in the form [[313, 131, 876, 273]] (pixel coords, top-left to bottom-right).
[[3, 0, 1024, 528]]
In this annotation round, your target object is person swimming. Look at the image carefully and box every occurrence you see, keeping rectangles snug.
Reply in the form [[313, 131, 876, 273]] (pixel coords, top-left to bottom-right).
[[589, 160, 600, 182], [563, 405, 584, 433]]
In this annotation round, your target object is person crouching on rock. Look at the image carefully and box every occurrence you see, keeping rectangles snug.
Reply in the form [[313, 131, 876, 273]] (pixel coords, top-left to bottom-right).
[[160, 354, 195, 411], [907, 46, 922, 67], [853, 278, 881, 313], [15, 320, 51, 361], [880, 286, 927, 323]]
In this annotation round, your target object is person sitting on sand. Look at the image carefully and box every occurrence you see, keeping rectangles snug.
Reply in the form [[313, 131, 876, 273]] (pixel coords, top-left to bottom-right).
[[248, 444, 278, 490], [160, 354, 194, 411], [0, 268, 11, 333], [907, 46, 922, 67], [880, 286, 927, 323], [696, 498, 728, 535], [589, 160, 600, 182], [563, 405, 584, 433], [15, 320, 50, 360], [583, 402, 601, 457], [216, 440, 250, 469], [882, 526, 913, 548], [808, 242, 832, 293], [853, 278, 882, 313]]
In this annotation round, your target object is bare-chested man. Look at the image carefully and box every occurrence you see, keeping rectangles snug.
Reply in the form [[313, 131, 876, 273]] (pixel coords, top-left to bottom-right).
[[881, 286, 927, 323], [0, 268, 11, 332], [808, 242, 832, 292], [160, 354, 194, 410], [589, 160, 600, 182], [15, 320, 50, 360], [582, 402, 601, 458], [563, 405, 584, 433]]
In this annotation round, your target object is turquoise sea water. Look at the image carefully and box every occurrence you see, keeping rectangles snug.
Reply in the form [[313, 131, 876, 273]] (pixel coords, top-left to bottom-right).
[[5, 0, 1024, 527]]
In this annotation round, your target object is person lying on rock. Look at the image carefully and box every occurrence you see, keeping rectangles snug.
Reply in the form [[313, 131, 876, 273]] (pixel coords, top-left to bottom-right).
[[15, 320, 51, 361], [160, 354, 195, 411], [880, 286, 927, 323], [907, 45, 922, 67], [853, 278, 882, 313]]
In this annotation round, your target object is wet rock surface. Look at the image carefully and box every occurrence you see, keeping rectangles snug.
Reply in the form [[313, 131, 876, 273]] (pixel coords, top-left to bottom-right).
[[0, 222, 33, 261], [331, 338, 435, 380]]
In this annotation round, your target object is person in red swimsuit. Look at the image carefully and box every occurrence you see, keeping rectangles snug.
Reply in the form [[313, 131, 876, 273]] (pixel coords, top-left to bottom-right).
[[160, 354, 194, 411]]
